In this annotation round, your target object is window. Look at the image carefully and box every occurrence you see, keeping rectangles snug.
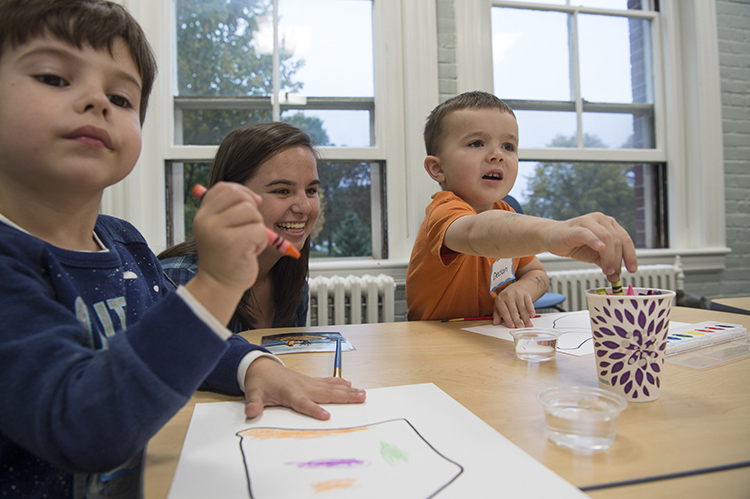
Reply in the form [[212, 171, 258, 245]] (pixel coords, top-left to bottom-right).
[[168, 0, 383, 258], [485, 1, 666, 248], [455, 0, 726, 266]]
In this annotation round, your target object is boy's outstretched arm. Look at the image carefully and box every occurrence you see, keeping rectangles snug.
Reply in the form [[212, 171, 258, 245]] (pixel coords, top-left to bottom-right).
[[184, 182, 268, 324], [445, 210, 637, 282], [543, 212, 638, 280], [242, 357, 367, 421]]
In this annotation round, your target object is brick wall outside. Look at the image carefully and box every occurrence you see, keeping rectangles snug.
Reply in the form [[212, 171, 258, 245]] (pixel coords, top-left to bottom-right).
[[711, 0, 750, 299]]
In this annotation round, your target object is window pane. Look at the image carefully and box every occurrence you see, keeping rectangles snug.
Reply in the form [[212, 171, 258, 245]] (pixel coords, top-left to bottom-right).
[[278, 0, 373, 97], [175, 161, 212, 241], [312, 161, 374, 258], [179, 110, 273, 146], [515, 110, 577, 148], [168, 160, 378, 257], [582, 112, 655, 148], [176, 0, 275, 97], [579, 15, 653, 104], [510, 161, 665, 249], [281, 109, 372, 147], [491, 8, 571, 101]]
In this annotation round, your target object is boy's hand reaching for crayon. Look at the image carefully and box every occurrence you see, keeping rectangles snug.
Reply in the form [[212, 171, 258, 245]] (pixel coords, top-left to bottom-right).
[[185, 182, 268, 324], [544, 212, 638, 282], [243, 357, 367, 420]]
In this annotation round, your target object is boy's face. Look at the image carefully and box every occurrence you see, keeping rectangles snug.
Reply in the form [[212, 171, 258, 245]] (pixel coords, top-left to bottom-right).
[[0, 36, 143, 199], [425, 108, 519, 213]]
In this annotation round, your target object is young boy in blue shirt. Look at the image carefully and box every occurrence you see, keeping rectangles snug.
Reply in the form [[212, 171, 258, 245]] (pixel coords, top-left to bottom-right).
[[0, 1, 364, 497], [407, 91, 638, 325]]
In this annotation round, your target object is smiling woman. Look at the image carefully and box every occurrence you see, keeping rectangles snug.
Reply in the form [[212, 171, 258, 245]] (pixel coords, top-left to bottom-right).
[[158, 122, 319, 331]]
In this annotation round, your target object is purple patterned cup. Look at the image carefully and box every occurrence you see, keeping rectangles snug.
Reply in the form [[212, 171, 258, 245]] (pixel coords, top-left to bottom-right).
[[585, 287, 676, 402]]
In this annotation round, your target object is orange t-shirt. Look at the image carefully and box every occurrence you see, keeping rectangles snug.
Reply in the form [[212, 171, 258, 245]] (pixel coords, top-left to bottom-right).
[[406, 191, 536, 321]]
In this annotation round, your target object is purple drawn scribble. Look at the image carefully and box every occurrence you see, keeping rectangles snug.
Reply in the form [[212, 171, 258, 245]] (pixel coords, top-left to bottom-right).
[[285, 458, 370, 469]]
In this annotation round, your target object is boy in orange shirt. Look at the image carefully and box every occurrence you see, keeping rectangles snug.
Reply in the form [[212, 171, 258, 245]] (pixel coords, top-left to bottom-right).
[[407, 91, 637, 326]]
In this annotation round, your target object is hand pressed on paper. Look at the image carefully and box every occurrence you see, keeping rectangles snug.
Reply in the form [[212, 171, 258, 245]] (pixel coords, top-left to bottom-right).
[[493, 284, 537, 329], [243, 357, 367, 421], [492, 259, 548, 328]]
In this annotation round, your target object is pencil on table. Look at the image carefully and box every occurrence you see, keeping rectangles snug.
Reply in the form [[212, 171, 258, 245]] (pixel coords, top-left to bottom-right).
[[442, 316, 492, 322], [333, 338, 342, 377]]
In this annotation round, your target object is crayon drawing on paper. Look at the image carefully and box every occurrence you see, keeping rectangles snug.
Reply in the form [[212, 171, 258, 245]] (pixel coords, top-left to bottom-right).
[[237, 418, 463, 498]]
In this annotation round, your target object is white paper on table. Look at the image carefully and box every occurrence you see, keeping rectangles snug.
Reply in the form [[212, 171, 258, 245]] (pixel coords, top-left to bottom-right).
[[463, 311, 690, 357], [167, 383, 587, 498], [462, 311, 596, 356]]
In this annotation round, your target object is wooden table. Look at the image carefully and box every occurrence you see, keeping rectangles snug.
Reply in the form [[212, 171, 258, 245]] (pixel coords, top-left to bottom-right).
[[711, 296, 750, 314], [144, 307, 750, 498]]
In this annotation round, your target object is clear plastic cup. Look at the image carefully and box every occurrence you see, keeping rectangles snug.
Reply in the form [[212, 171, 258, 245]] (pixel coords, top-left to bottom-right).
[[537, 386, 628, 452], [510, 329, 561, 362]]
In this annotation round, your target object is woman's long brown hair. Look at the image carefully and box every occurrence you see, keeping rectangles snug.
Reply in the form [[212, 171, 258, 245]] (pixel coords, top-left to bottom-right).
[[158, 122, 317, 328]]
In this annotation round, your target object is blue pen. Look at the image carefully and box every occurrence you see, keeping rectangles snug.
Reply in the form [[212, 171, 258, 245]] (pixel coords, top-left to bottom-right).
[[333, 338, 342, 378]]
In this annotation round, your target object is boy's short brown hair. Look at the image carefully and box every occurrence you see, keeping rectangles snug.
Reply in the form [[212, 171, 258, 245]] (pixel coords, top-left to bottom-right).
[[0, 0, 157, 125], [424, 91, 515, 157]]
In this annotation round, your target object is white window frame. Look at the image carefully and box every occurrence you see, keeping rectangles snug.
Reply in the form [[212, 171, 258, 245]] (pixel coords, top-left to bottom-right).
[[102, 0, 439, 280], [455, 0, 729, 273]]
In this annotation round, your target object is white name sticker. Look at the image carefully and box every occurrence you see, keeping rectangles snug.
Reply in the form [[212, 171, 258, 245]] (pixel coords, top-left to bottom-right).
[[490, 258, 515, 293]]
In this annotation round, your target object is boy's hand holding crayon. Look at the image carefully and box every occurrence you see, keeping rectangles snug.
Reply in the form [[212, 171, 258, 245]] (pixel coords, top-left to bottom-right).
[[186, 182, 268, 324], [543, 212, 638, 281]]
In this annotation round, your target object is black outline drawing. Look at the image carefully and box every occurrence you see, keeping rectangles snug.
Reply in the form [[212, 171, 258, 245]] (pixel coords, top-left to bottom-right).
[[549, 313, 595, 353]]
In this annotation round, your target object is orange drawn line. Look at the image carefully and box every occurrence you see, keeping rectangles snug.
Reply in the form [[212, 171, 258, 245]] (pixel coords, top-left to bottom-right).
[[312, 478, 358, 494]]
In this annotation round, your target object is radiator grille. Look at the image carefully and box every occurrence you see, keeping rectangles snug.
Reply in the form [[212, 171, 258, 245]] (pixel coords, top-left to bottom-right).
[[548, 257, 684, 311], [307, 274, 396, 326]]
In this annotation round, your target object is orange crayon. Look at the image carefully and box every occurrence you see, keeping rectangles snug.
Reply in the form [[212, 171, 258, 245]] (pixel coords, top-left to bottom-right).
[[190, 184, 301, 259]]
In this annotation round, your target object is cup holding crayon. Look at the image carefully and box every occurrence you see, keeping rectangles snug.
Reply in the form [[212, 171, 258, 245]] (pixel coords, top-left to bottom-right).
[[585, 287, 676, 402]]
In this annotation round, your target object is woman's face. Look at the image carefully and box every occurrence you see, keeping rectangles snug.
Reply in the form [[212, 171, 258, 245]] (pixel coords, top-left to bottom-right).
[[244, 146, 320, 252]]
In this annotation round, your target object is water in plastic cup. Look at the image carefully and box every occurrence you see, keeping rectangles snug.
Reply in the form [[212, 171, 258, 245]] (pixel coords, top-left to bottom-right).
[[510, 329, 560, 362], [537, 386, 627, 452]]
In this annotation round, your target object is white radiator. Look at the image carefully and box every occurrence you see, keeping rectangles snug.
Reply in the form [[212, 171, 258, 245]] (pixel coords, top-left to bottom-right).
[[307, 274, 396, 326], [548, 256, 684, 311]]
